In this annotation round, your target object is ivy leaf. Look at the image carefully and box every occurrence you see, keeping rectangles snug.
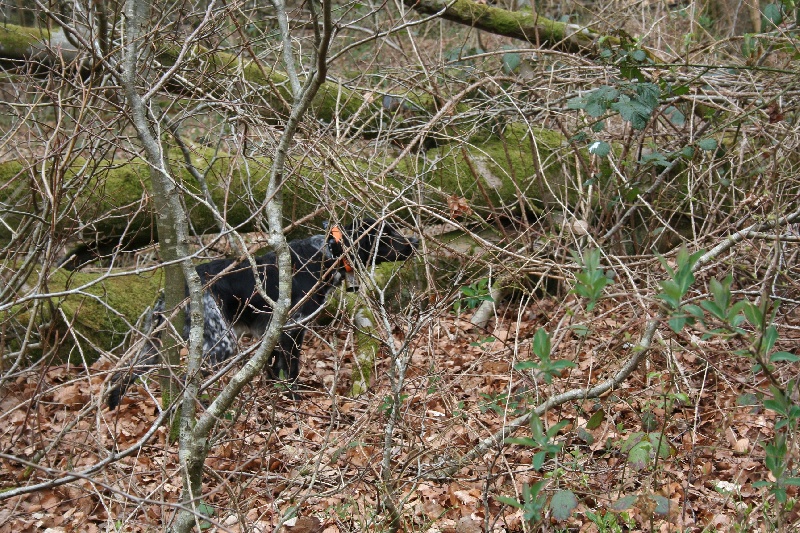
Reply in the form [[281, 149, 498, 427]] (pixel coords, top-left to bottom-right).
[[697, 138, 718, 151], [664, 105, 685, 126], [502, 52, 522, 73]]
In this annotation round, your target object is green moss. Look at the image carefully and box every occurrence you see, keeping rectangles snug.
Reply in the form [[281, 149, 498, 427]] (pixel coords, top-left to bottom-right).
[[4, 268, 164, 364], [1, 152, 327, 248], [0, 24, 52, 59], [394, 123, 573, 213], [50, 269, 164, 360]]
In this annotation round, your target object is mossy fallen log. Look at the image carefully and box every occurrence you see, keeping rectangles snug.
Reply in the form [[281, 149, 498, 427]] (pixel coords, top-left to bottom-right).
[[4, 268, 165, 364], [0, 124, 577, 251], [403, 0, 601, 56], [4, 260, 417, 393]]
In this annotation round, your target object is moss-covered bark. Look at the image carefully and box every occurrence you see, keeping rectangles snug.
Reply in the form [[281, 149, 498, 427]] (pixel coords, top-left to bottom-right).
[[6, 268, 164, 363], [402, 0, 604, 57], [0, 125, 577, 249]]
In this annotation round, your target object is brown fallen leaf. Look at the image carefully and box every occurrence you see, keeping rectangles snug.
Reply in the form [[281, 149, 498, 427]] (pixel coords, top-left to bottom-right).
[[284, 516, 323, 533]]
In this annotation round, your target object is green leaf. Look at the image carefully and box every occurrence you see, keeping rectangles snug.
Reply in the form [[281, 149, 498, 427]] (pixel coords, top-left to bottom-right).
[[591, 120, 606, 132], [495, 494, 523, 509], [586, 409, 605, 429], [652, 494, 671, 515], [620, 65, 645, 82], [627, 440, 652, 470], [197, 502, 215, 517], [764, 399, 787, 416], [668, 315, 689, 333], [636, 83, 661, 109], [771, 351, 800, 363], [570, 324, 590, 337], [742, 302, 763, 328], [639, 151, 670, 167], [577, 427, 594, 444], [585, 101, 608, 117], [532, 328, 551, 360], [671, 85, 690, 96], [611, 95, 652, 130], [742, 33, 758, 57], [514, 361, 540, 371], [611, 494, 637, 511], [549, 359, 576, 371], [736, 393, 759, 406], [763, 325, 778, 354], [589, 140, 611, 156], [505, 436, 539, 447], [532, 450, 547, 471], [502, 52, 522, 73], [649, 432, 673, 459], [700, 300, 725, 320], [550, 490, 578, 521], [697, 138, 717, 151], [763, 3, 783, 26], [683, 304, 704, 319]]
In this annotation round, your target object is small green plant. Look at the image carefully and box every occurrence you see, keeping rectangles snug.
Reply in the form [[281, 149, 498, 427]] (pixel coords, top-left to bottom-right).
[[617, 431, 673, 471], [657, 254, 800, 526], [497, 413, 577, 525], [585, 510, 624, 533], [572, 248, 613, 312], [515, 328, 575, 383], [654, 246, 705, 332], [470, 336, 496, 349], [453, 278, 494, 314], [495, 480, 548, 525], [379, 393, 408, 415], [479, 391, 529, 417]]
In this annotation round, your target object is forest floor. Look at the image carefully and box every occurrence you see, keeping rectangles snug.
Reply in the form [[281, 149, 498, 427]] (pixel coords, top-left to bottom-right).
[[2, 284, 797, 533]]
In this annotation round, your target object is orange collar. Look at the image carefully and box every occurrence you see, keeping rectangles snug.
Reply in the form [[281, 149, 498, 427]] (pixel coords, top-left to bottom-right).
[[330, 225, 353, 273]]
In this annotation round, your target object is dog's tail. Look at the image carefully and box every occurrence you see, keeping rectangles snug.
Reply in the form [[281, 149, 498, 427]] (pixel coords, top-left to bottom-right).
[[107, 296, 164, 409]]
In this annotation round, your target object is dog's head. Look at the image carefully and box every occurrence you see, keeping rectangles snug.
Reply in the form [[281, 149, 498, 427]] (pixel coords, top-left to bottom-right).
[[330, 218, 418, 269]]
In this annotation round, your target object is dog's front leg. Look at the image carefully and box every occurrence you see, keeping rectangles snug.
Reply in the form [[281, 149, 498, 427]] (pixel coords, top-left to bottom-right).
[[271, 329, 305, 383]]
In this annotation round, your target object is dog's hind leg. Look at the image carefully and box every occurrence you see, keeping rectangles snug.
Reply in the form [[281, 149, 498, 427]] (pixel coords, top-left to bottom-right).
[[200, 291, 238, 368], [107, 295, 165, 409]]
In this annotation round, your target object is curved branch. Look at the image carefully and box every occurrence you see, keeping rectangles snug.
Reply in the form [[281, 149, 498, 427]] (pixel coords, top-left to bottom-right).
[[438, 205, 800, 477]]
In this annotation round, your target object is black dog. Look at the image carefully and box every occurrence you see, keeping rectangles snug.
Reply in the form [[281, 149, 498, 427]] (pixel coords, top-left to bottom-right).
[[107, 219, 418, 408]]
